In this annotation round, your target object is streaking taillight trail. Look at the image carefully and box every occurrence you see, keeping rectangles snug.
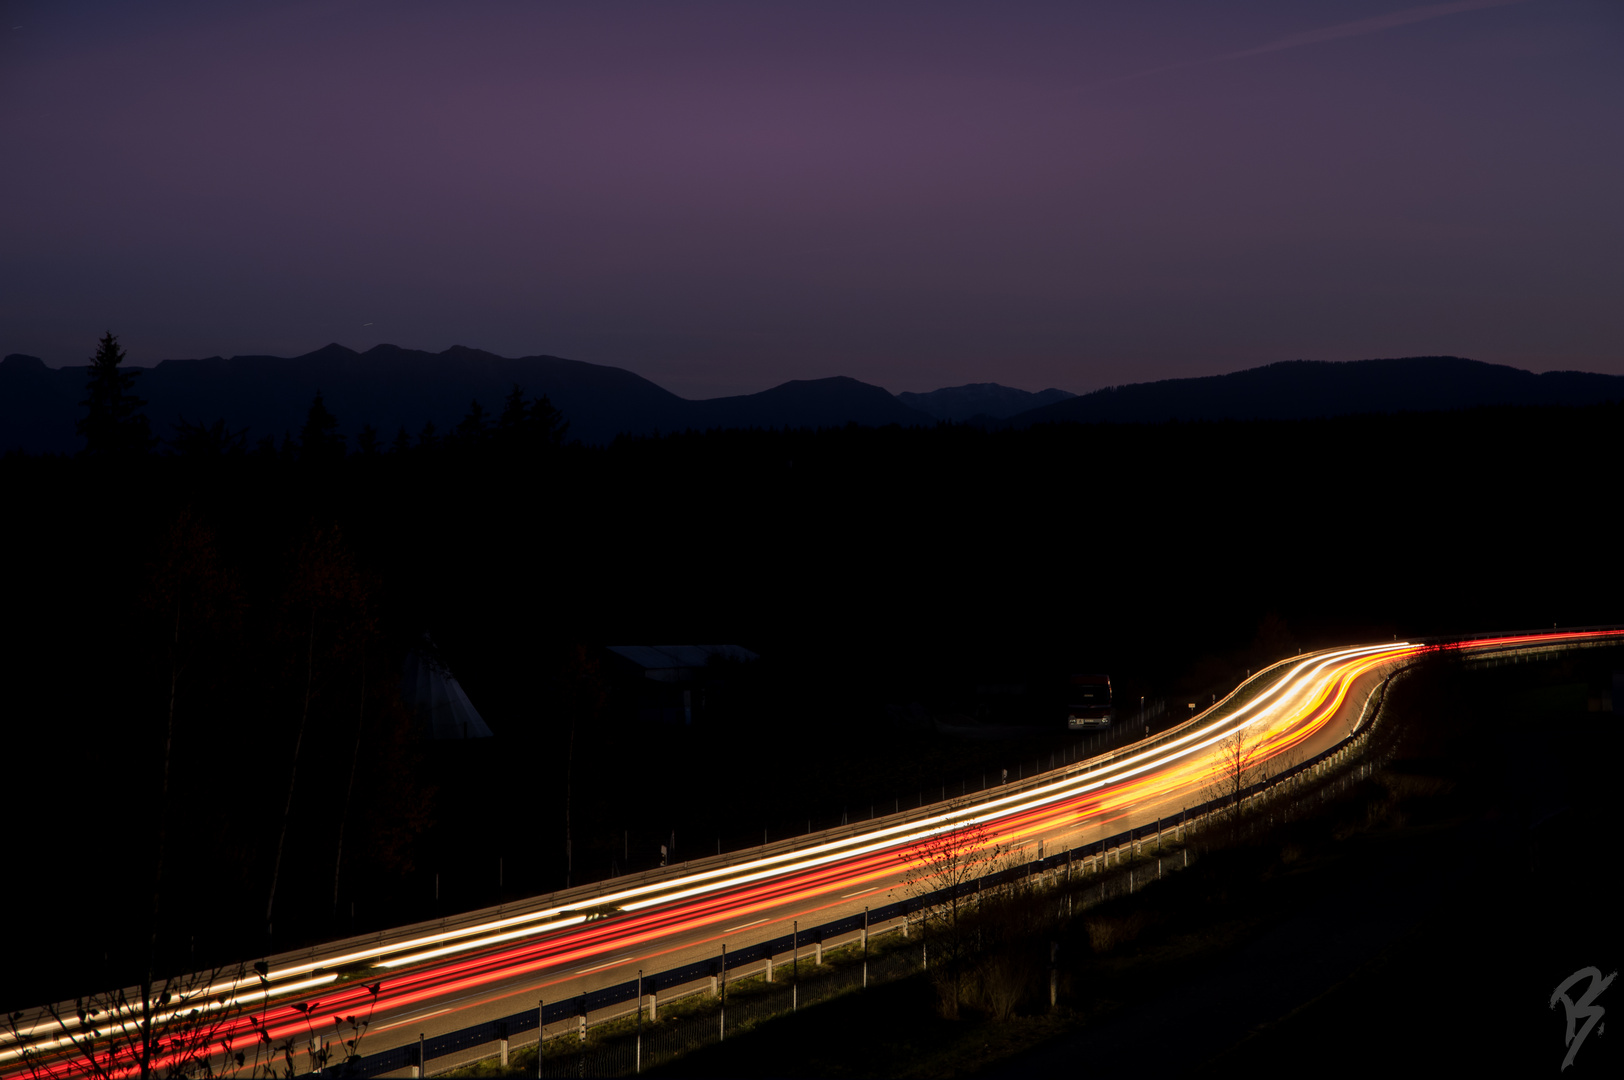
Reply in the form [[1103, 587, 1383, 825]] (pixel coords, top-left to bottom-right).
[[7, 629, 1620, 1079]]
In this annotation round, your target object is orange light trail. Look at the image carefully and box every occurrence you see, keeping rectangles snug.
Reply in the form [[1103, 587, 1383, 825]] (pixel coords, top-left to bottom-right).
[[9, 630, 1620, 1080]]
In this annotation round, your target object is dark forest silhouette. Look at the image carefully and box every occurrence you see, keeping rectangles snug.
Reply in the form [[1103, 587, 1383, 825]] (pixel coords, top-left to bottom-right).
[[2, 336, 1620, 1017], [6, 340, 1623, 454]]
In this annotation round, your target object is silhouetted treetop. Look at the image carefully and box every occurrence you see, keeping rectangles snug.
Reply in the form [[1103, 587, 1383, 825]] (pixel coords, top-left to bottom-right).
[[300, 391, 345, 464], [529, 393, 569, 449], [455, 399, 491, 446], [77, 332, 154, 458], [498, 384, 528, 433], [495, 384, 569, 452]]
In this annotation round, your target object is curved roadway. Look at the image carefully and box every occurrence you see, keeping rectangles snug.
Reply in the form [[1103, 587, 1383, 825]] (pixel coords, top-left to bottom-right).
[[6, 629, 1619, 1078]]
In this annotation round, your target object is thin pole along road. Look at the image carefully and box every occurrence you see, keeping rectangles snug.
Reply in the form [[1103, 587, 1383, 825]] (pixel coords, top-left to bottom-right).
[[5, 628, 1619, 1079]]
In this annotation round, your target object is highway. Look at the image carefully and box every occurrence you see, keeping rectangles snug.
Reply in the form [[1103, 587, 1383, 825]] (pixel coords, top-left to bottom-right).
[[5, 629, 1619, 1079]]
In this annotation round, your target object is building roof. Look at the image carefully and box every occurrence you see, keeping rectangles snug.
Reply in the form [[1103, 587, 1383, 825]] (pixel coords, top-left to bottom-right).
[[401, 645, 494, 739], [606, 645, 758, 681]]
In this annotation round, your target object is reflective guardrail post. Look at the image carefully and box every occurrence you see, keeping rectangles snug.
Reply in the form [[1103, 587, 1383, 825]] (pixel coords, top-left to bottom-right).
[[862, 907, 869, 988]]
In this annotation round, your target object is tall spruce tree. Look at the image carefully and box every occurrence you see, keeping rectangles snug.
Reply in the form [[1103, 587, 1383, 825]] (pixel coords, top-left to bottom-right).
[[498, 383, 528, 433], [77, 332, 153, 457], [455, 398, 492, 447], [299, 391, 345, 465], [529, 392, 569, 448]]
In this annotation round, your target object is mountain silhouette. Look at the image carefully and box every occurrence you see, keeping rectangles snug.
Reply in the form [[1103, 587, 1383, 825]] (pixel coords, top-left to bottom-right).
[[1003, 357, 1624, 428], [691, 376, 926, 430], [5, 349, 1622, 456], [0, 354, 82, 453], [0, 344, 928, 454], [115, 343, 690, 449], [898, 383, 1075, 421]]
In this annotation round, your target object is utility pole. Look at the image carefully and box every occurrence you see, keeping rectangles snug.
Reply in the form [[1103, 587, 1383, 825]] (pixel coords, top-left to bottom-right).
[[792, 920, 799, 1011]]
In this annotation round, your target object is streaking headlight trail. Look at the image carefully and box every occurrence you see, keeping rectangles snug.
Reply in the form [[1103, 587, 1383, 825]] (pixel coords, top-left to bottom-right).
[[7, 629, 1620, 1080]]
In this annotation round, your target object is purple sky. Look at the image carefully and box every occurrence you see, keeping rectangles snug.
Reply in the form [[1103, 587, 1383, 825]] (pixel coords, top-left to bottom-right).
[[2, 1, 1619, 398]]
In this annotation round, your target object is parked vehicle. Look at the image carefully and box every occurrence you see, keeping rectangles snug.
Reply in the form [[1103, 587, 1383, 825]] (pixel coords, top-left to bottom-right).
[[1065, 673, 1112, 729]]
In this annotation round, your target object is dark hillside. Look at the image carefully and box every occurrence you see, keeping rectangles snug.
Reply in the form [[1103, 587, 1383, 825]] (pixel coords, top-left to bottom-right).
[[3, 399, 1620, 1013], [0, 345, 930, 452], [1, 343, 692, 452], [899, 383, 1075, 421], [0, 354, 81, 453], [11, 350, 1622, 455], [690, 376, 930, 430], [1011, 356, 1624, 427]]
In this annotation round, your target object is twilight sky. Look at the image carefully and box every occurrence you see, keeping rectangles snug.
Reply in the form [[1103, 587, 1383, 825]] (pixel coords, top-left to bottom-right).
[[2, 0, 1620, 398]]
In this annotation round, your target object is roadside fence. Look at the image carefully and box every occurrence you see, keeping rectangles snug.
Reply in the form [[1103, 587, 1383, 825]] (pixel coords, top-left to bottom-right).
[[318, 668, 1406, 1080]]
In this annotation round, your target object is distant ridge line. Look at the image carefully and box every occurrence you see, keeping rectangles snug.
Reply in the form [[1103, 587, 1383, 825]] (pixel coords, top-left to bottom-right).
[[998, 356, 1624, 429], [3, 348, 1621, 455]]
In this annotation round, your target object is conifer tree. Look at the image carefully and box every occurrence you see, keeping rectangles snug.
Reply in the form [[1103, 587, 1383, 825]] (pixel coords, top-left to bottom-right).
[[299, 391, 345, 464], [498, 384, 528, 433], [77, 332, 153, 457], [529, 393, 569, 448], [456, 399, 491, 446]]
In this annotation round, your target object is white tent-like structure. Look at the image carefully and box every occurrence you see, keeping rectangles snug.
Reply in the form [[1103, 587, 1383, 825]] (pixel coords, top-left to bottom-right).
[[401, 643, 493, 740]]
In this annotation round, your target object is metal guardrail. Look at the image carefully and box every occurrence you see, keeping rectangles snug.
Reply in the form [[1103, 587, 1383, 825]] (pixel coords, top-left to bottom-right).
[[317, 690, 1399, 1080], [0, 643, 1347, 1058], [244, 629, 1624, 1076], [18, 632, 1616, 1080], [1417, 622, 1624, 645]]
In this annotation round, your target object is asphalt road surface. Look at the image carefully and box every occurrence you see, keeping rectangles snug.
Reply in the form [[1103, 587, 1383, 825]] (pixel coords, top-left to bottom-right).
[[6, 629, 1618, 1079]]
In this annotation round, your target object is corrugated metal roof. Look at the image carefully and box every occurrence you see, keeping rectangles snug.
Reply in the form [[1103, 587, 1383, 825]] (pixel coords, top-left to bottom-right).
[[606, 644, 758, 669]]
